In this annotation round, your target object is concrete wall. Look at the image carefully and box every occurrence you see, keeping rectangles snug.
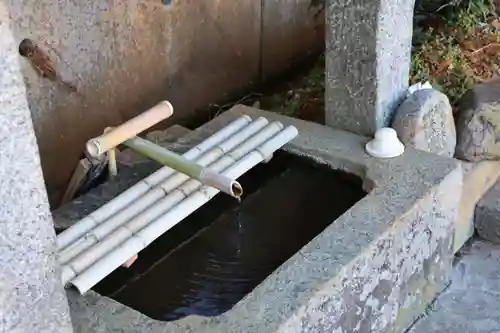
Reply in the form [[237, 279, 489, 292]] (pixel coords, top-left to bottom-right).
[[5, 0, 324, 206]]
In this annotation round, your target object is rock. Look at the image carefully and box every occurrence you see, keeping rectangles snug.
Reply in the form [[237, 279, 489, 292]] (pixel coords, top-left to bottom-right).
[[391, 89, 456, 157], [145, 125, 192, 145], [454, 160, 500, 252], [455, 81, 500, 162], [475, 180, 500, 244]]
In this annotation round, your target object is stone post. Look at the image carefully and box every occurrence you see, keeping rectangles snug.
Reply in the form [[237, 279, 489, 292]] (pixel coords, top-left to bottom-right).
[[325, 0, 416, 136], [0, 3, 73, 332]]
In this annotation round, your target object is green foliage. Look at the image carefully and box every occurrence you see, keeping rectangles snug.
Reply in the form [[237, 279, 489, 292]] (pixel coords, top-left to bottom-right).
[[411, 0, 498, 106], [415, 0, 495, 37], [415, 0, 494, 17]]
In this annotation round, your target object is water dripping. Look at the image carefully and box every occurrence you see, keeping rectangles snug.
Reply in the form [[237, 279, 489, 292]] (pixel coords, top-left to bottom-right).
[[235, 211, 244, 257]]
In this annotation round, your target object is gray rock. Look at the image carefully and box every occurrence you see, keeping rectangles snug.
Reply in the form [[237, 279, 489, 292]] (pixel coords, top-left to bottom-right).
[[145, 125, 192, 146], [475, 180, 500, 244], [455, 81, 500, 162], [454, 160, 500, 252], [391, 89, 456, 157]]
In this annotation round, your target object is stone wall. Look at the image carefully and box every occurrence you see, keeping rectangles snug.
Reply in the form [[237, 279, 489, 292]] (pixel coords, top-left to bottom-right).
[[4, 0, 324, 206], [0, 4, 73, 332]]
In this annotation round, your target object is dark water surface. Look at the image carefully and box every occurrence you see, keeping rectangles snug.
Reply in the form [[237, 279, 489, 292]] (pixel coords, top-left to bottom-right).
[[95, 153, 366, 321]]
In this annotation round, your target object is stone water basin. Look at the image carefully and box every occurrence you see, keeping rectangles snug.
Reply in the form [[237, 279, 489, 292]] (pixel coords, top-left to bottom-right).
[[94, 152, 366, 321], [57, 106, 462, 333]]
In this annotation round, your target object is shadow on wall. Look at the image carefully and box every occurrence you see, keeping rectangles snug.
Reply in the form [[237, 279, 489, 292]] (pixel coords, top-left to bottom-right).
[[6, 0, 324, 208]]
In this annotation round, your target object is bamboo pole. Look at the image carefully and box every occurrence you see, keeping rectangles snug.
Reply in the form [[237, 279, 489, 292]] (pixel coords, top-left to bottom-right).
[[86, 101, 174, 157], [123, 136, 243, 198]]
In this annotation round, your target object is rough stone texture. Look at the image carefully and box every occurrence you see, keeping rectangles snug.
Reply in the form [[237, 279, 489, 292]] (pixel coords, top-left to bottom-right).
[[261, 0, 324, 79], [325, 0, 415, 136], [454, 161, 500, 252], [3, 0, 323, 206], [455, 81, 500, 162], [410, 240, 500, 333], [145, 125, 191, 146], [65, 106, 461, 333], [392, 89, 456, 157], [475, 180, 500, 244], [0, 6, 73, 332]]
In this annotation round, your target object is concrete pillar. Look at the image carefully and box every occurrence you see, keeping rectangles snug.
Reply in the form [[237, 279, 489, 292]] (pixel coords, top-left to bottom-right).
[[0, 3, 73, 332], [325, 0, 416, 136]]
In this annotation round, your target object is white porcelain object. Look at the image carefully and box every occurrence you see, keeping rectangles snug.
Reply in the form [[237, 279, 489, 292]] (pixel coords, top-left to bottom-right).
[[406, 81, 433, 97], [365, 128, 405, 158]]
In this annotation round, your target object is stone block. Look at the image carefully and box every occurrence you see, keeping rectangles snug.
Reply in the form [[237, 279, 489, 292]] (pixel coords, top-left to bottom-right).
[[392, 89, 456, 157], [65, 106, 461, 333], [476, 180, 500, 244], [325, 0, 415, 136], [455, 81, 500, 162], [453, 161, 500, 252], [0, 6, 73, 332], [410, 241, 500, 333]]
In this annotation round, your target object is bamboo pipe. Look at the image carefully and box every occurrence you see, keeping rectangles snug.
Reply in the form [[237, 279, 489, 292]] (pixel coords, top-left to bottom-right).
[[86, 101, 174, 157], [57, 116, 252, 251], [58, 119, 275, 265], [60, 122, 284, 272], [65, 125, 299, 293], [104, 127, 118, 178], [123, 137, 243, 198]]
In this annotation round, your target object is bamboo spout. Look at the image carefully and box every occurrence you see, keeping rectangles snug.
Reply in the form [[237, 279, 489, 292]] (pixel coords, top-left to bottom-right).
[[123, 136, 243, 199], [86, 101, 174, 157], [84, 99, 243, 199]]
